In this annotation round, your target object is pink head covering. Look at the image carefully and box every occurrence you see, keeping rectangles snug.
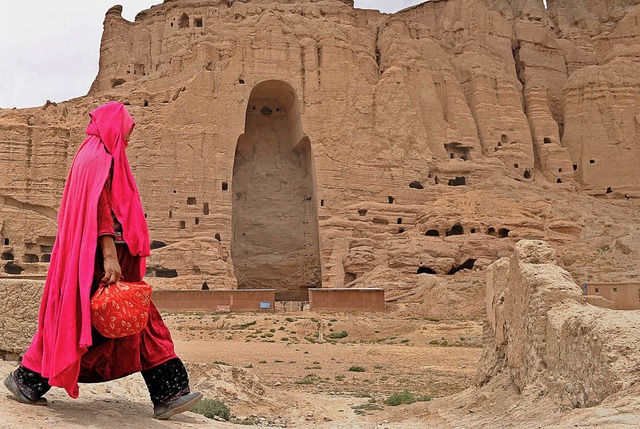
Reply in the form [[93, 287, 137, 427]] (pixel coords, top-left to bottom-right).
[[86, 101, 150, 257], [22, 101, 149, 398]]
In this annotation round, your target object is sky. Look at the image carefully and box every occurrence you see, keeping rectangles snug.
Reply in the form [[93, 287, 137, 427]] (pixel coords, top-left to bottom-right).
[[0, 1, 425, 109]]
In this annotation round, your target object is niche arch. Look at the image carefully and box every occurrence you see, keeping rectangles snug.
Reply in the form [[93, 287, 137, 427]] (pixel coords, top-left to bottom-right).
[[232, 80, 322, 300]]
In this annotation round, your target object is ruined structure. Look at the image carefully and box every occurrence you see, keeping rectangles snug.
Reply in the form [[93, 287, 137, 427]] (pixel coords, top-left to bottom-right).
[[1, 0, 640, 301], [423, 240, 640, 427]]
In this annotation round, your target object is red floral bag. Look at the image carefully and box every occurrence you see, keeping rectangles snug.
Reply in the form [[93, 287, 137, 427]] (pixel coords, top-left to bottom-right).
[[90, 280, 153, 338]]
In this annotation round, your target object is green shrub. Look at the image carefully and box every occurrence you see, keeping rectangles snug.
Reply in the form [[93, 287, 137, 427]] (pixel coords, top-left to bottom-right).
[[328, 331, 348, 339], [235, 321, 257, 329], [348, 366, 366, 372], [191, 399, 231, 420], [384, 390, 432, 406], [285, 317, 295, 322]]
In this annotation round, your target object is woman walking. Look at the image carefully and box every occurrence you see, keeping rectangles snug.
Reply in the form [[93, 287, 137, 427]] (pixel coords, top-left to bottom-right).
[[4, 101, 202, 419]]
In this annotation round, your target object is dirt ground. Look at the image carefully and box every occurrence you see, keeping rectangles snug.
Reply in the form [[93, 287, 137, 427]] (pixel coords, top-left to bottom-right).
[[168, 310, 482, 426], [0, 310, 483, 428]]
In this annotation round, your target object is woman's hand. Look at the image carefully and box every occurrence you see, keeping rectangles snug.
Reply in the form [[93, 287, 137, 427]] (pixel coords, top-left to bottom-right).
[[99, 235, 121, 284], [102, 255, 122, 284]]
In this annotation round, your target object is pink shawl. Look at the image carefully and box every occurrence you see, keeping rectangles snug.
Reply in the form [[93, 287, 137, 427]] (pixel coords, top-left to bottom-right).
[[22, 102, 150, 398]]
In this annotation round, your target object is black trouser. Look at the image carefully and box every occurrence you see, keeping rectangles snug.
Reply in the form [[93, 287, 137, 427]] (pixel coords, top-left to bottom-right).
[[141, 358, 191, 406], [16, 358, 190, 406]]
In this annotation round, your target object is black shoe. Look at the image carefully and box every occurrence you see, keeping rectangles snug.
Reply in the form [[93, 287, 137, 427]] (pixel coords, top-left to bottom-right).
[[3, 371, 48, 406], [153, 391, 203, 420]]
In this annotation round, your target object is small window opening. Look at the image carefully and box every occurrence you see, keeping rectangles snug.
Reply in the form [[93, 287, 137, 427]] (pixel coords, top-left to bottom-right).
[[501, 134, 507, 144], [595, 288, 599, 293], [425, 230, 440, 237], [4, 262, 24, 275], [524, 169, 532, 179], [388, 196, 394, 204], [558, 168, 563, 173], [557, 179, 562, 183], [187, 197, 197, 205], [417, 267, 437, 275], [448, 177, 466, 186], [23, 254, 39, 263], [320, 199, 325, 207], [471, 228, 476, 233], [514, 163, 519, 169], [261, 106, 272, 116], [397, 218, 403, 224], [3, 238, 8, 245], [590, 159, 595, 164], [222, 182, 229, 191], [409, 181, 424, 189], [498, 228, 510, 238], [143, 100, 149, 107], [168, 209, 173, 219], [156, 268, 178, 278], [195, 218, 200, 225], [179, 220, 186, 229], [358, 209, 368, 216], [215, 233, 221, 241], [179, 13, 190, 28], [613, 288, 618, 292], [150, 241, 167, 249], [144, 213, 148, 218], [202, 281, 209, 290], [238, 79, 245, 84], [543, 137, 552, 144], [173, 190, 177, 193], [194, 17, 203, 27], [573, 164, 578, 171], [344, 272, 357, 284], [41, 254, 51, 262], [111, 78, 126, 88], [487, 227, 496, 236], [606, 187, 612, 194], [445, 224, 464, 236], [447, 259, 476, 275], [203, 203, 210, 215]]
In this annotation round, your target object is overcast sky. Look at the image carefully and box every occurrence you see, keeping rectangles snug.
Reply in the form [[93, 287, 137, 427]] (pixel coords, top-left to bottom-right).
[[0, 1, 424, 109]]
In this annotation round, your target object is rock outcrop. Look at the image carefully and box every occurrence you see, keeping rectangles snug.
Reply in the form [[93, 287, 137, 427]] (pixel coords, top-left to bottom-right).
[[480, 240, 640, 408], [419, 240, 640, 427]]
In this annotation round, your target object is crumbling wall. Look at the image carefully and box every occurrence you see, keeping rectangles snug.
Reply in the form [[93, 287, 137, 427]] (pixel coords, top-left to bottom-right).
[[0, 280, 42, 359], [480, 240, 640, 408]]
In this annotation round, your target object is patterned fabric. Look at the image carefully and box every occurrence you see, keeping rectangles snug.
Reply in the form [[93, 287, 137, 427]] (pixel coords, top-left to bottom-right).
[[14, 366, 51, 402], [90, 281, 152, 338], [142, 358, 191, 406], [112, 212, 125, 243]]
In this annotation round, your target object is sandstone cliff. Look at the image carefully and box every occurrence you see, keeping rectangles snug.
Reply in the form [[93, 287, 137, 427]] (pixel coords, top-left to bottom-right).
[[1, 0, 639, 301]]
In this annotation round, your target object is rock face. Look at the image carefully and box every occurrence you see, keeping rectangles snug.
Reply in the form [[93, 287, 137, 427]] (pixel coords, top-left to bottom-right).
[[480, 240, 640, 408], [0, 280, 43, 358], [1, 0, 640, 300]]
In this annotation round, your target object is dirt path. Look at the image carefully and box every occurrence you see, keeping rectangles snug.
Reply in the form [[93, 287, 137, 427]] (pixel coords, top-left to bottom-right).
[[0, 312, 482, 428]]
